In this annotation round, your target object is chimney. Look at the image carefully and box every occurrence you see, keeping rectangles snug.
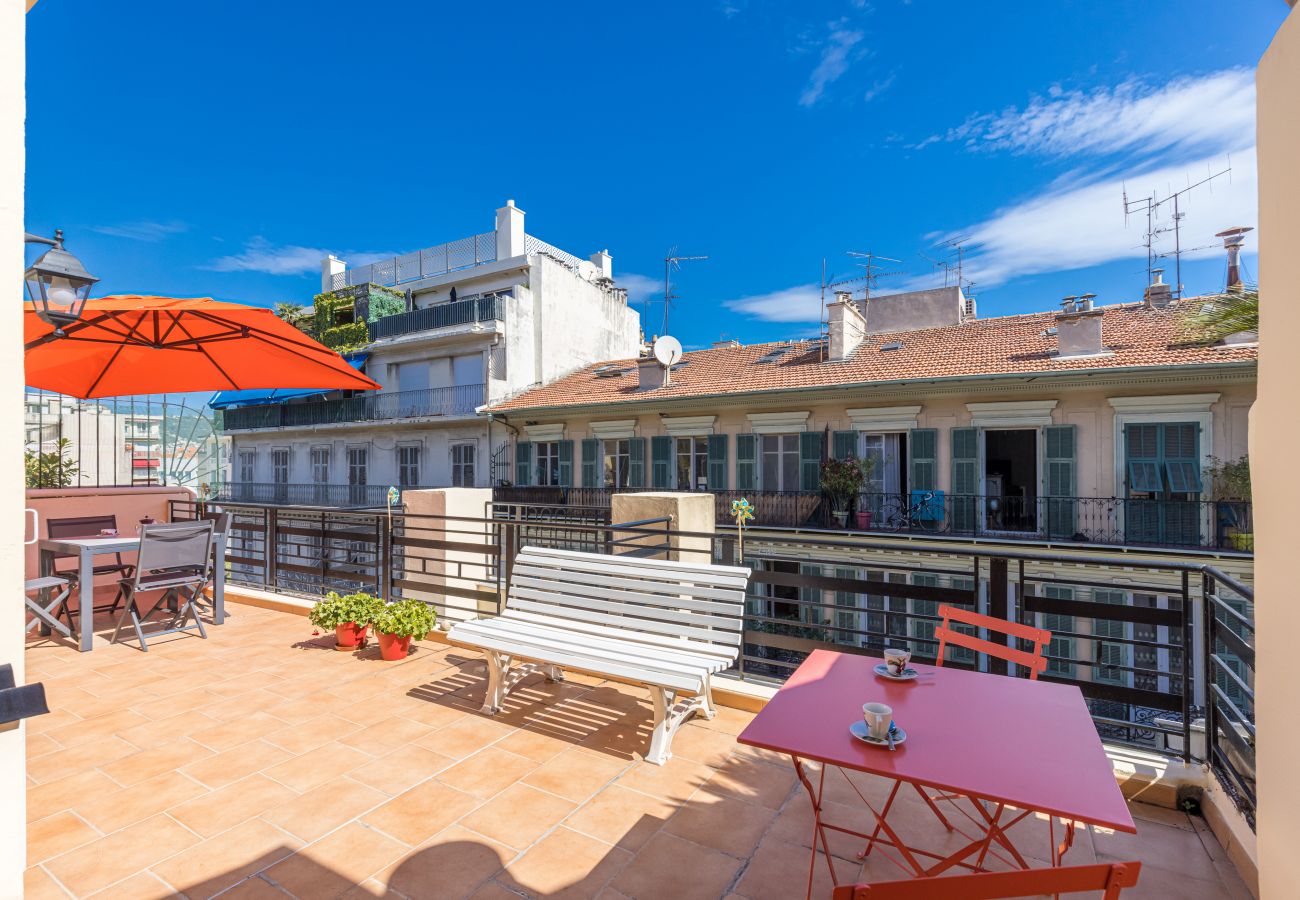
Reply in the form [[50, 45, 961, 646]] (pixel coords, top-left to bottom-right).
[[1215, 226, 1254, 290], [495, 199, 526, 259], [322, 255, 346, 293], [1144, 269, 1174, 308], [589, 249, 613, 280], [827, 291, 867, 361], [637, 356, 667, 391], [1055, 294, 1106, 357]]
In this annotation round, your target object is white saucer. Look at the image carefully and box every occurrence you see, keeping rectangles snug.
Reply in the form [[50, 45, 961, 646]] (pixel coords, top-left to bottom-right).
[[850, 720, 907, 747], [874, 663, 919, 681]]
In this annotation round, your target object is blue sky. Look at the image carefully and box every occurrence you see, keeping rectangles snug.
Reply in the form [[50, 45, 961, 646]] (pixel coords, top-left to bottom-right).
[[25, 0, 1285, 349]]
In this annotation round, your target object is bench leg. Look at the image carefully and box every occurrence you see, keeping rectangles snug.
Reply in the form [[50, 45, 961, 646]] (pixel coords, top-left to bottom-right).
[[482, 651, 507, 715], [700, 673, 718, 720], [647, 687, 679, 766], [545, 665, 565, 683]]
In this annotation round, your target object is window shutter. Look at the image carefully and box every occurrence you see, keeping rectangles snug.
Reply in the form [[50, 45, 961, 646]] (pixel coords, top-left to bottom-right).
[[1160, 422, 1202, 545], [832, 430, 858, 461], [950, 427, 978, 533], [581, 438, 600, 488], [909, 428, 938, 492], [1124, 424, 1161, 544], [514, 441, 532, 486], [627, 437, 647, 488], [707, 434, 728, 491], [736, 434, 758, 491], [557, 440, 573, 487], [1044, 424, 1077, 539], [650, 436, 672, 489], [800, 431, 825, 493]]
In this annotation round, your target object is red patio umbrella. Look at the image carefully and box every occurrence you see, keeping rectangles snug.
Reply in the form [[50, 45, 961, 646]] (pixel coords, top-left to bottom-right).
[[23, 295, 381, 399]]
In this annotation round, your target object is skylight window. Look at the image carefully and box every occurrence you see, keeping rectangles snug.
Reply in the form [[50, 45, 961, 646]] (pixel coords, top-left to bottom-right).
[[754, 347, 790, 364], [880, 341, 903, 352]]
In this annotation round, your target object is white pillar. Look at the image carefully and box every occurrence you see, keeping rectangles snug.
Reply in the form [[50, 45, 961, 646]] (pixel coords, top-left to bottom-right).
[[0, 2, 27, 895], [610, 492, 715, 563], [496, 199, 526, 259], [322, 254, 347, 293]]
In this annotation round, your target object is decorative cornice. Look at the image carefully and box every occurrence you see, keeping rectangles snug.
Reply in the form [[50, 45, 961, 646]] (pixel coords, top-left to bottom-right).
[[746, 411, 811, 434], [845, 405, 922, 432], [661, 415, 717, 436], [589, 418, 638, 440], [966, 399, 1059, 428]]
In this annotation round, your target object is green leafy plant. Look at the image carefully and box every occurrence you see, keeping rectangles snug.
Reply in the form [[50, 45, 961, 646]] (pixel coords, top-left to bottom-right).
[[372, 599, 438, 639], [1181, 287, 1259, 344], [1204, 456, 1252, 502], [308, 591, 386, 629], [820, 456, 873, 510], [25, 437, 80, 488], [274, 302, 315, 336]]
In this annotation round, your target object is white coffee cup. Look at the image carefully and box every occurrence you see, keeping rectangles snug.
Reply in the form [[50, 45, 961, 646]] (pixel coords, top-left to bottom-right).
[[884, 647, 912, 677], [862, 702, 892, 741]]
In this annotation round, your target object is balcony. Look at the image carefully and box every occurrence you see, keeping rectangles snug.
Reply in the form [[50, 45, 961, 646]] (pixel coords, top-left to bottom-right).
[[492, 488, 1255, 554], [369, 293, 507, 342], [219, 384, 485, 431], [217, 482, 398, 509], [330, 232, 499, 290], [21, 498, 1256, 899]]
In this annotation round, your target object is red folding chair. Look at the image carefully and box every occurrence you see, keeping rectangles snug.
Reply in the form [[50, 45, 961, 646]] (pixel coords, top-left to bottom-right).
[[831, 860, 1141, 899], [862, 606, 1055, 868]]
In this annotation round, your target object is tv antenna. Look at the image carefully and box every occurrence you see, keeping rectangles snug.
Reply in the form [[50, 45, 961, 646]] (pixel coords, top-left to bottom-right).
[[846, 250, 903, 300], [1124, 161, 1232, 298], [662, 249, 708, 336]]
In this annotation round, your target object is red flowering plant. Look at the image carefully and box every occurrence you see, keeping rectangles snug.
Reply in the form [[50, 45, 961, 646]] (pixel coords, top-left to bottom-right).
[[820, 456, 871, 514]]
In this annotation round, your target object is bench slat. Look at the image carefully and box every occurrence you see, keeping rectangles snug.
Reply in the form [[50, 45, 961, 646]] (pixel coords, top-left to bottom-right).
[[495, 613, 737, 668], [511, 564, 746, 608], [518, 546, 750, 587], [503, 609, 739, 663], [510, 582, 743, 631], [461, 617, 730, 674], [508, 596, 743, 646]]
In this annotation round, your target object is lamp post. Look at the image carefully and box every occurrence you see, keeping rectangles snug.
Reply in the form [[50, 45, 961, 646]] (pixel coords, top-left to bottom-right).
[[24, 229, 98, 334]]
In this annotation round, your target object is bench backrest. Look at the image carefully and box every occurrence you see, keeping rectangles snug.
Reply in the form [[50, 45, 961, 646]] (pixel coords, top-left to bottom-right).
[[507, 546, 750, 653]]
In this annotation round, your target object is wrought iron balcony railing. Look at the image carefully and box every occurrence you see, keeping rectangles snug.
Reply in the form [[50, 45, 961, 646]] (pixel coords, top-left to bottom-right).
[[220, 384, 485, 431], [216, 482, 398, 509], [369, 293, 506, 341]]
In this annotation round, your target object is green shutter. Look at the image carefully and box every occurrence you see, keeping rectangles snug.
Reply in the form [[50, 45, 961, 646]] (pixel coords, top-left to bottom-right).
[[515, 441, 532, 486], [1044, 424, 1077, 539], [650, 436, 672, 489], [557, 440, 573, 487], [736, 434, 757, 491], [832, 430, 858, 461], [800, 431, 825, 493], [950, 427, 978, 533], [707, 434, 728, 491], [581, 438, 600, 488], [909, 428, 938, 492], [1041, 585, 1077, 677], [1161, 423, 1202, 545], [627, 437, 646, 488]]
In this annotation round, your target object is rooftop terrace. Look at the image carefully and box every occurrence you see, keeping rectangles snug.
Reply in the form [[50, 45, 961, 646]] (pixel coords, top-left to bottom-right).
[[24, 600, 1252, 899]]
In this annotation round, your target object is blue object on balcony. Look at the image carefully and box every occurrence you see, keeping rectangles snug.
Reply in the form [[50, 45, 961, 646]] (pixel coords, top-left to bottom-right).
[[208, 354, 369, 409], [911, 489, 945, 521]]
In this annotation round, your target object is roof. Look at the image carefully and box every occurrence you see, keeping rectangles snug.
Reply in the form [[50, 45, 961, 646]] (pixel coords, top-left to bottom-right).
[[489, 300, 1257, 414]]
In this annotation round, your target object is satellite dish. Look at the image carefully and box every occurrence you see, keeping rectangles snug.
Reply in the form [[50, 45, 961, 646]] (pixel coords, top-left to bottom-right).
[[652, 335, 683, 367]]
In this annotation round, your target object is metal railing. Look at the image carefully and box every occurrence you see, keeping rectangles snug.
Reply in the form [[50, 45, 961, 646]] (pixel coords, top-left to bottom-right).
[[370, 293, 507, 341], [492, 487, 1253, 553], [216, 483, 395, 509], [523, 234, 587, 272], [220, 384, 485, 431], [1203, 568, 1256, 827], [332, 232, 498, 290]]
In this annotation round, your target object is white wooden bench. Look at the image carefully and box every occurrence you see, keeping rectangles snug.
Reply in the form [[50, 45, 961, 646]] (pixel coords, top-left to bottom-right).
[[448, 545, 750, 765]]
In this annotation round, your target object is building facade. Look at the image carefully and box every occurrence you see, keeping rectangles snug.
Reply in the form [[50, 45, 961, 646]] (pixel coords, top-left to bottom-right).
[[217, 201, 641, 505]]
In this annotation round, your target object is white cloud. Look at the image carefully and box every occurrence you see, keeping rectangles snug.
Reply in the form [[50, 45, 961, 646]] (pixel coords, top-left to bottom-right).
[[863, 71, 896, 103], [799, 24, 864, 107], [949, 149, 1257, 290], [205, 238, 395, 276], [722, 283, 824, 323], [616, 273, 661, 305], [923, 68, 1255, 161], [91, 220, 188, 242]]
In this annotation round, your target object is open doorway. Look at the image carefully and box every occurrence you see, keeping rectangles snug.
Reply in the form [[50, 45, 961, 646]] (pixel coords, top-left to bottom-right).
[[983, 429, 1039, 532]]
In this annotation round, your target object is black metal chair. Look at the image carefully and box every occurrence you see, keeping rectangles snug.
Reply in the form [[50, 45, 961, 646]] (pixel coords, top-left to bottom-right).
[[110, 520, 215, 651], [45, 515, 136, 630]]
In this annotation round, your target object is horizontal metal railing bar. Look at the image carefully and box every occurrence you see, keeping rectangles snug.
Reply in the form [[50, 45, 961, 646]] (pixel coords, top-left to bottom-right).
[[1211, 624, 1255, 669], [1207, 593, 1256, 630], [1209, 656, 1256, 705], [1020, 573, 1188, 596], [1040, 676, 1183, 710], [1020, 593, 1185, 628], [751, 569, 976, 605], [1209, 745, 1257, 813], [1089, 714, 1183, 737], [1210, 704, 1257, 757]]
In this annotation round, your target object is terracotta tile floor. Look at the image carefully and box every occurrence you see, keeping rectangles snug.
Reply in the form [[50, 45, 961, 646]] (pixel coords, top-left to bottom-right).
[[23, 601, 1253, 899]]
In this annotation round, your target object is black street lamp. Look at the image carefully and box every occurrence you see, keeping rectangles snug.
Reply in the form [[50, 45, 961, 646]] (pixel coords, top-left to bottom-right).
[[24, 229, 98, 333]]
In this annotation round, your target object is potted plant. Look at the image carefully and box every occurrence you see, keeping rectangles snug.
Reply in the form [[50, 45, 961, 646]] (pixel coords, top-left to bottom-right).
[[1204, 456, 1252, 550], [819, 456, 869, 528], [309, 591, 385, 651], [372, 599, 438, 661]]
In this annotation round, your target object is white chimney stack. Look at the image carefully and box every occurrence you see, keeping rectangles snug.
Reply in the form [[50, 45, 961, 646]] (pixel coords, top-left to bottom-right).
[[1144, 269, 1174, 308], [496, 199, 526, 259], [827, 291, 867, 361], [322, 255, 347, 293]]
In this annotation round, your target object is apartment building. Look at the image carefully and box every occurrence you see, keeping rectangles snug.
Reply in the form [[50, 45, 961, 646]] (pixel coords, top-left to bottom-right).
[[216, 201, 641, 505]]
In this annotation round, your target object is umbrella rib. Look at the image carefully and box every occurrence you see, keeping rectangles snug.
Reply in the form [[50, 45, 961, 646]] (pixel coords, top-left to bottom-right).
[[241, 330, 373, 386], [84, 315, 150, 397], [171, 316, 241, 390], [24, 310, 121, 351], [189, 310, 353, 359]]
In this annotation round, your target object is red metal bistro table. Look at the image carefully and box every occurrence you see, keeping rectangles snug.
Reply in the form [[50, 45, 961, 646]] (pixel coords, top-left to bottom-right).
[[736, 650, 1135, 897]]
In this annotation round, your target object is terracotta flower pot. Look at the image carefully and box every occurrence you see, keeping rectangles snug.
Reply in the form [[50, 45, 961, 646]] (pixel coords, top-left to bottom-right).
[[855, 511, 872, 530], [377, 631, 411, 661], [334, 621, 368, 651]]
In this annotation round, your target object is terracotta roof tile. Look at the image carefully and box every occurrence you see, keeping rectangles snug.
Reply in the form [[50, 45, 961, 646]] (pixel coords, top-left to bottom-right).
[[489, 300, 1256, 414]]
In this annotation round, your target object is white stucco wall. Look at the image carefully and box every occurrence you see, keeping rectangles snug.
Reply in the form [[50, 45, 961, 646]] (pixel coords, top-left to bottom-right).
[[528, 255, 641, 386]]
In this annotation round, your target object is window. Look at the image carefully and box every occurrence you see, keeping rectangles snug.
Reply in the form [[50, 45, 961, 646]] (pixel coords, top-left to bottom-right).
[[347, 447, 368, 485], [1042, 585, 1076, 678], [675, 436, 709, 491], [536, 441, 560, 486], [451, 443, 476, 487], [760, 434, 800, 492], [398, 445, 421, 488], [238, 450, 256, 483], [271, 449, 289, 485], [310, 447, 330, 484], [604, 439, 631, 488], [1093, 589, 1128, 685]]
